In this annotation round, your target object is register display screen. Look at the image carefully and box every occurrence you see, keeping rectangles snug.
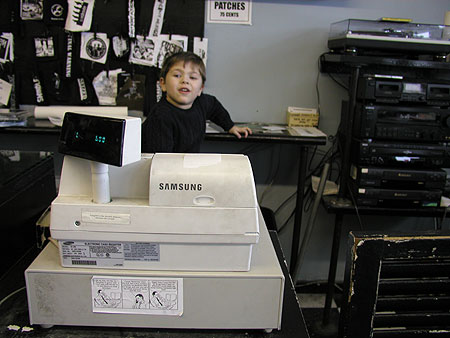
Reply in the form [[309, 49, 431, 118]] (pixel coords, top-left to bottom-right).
[[58, 113, 126, 166]]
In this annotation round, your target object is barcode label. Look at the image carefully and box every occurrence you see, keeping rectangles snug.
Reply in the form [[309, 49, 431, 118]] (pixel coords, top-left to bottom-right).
[[72, 260, 97, 266]]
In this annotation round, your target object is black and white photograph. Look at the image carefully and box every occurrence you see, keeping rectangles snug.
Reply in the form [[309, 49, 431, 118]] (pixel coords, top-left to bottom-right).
[[0, 33, 13, 63], [20, 0, 44, 20], [170, 34, 188, 52], [0, 36, 8, 63], [112, 36, 129, 58], [34, 37, 55, 57], [194, 37, 208, 66], [129, 36, 158, 67], [116, 73, 145, 111], [156, 39, 183, 68], [0, 78, 12, 106]]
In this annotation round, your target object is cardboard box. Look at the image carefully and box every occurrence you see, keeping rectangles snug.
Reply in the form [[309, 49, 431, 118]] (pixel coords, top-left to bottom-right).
[[286, 107, 319, 127]]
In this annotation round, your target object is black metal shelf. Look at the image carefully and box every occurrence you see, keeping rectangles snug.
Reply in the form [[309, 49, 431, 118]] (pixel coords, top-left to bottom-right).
[[319, 52, 450, 333]]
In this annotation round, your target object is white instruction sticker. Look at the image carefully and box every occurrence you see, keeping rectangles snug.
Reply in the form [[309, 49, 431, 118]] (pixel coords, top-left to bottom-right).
[[92, 276, 183, 316]]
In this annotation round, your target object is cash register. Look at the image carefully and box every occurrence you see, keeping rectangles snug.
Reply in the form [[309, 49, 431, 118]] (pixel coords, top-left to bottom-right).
[[25, 112, 285, 331]]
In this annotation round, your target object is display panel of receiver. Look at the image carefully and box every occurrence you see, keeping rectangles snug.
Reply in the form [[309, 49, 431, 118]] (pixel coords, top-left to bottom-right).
[[353, 104, 450, 142]]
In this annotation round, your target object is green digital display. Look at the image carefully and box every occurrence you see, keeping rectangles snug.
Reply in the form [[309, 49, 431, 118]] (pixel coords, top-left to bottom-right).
[[94, 135, 106, 143]]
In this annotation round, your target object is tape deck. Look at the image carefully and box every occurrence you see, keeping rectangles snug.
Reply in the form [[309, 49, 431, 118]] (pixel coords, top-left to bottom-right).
[[357, 75, 450, 106], [350, 165, 447, 190], [353, 104, 450, 142], [349, 181, 442, 208]]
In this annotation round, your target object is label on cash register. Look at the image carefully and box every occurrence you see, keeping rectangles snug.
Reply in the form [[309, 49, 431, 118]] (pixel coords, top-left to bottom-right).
[[61, 241, 160, 267], [91, 276, 183, 316]]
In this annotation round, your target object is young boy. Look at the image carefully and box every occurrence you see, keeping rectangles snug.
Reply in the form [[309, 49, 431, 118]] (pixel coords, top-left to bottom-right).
[[141, 51, 251, 153]]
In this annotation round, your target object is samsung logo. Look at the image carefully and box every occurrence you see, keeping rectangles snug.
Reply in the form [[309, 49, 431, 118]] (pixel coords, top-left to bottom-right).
[[159, 183, 203, 191]]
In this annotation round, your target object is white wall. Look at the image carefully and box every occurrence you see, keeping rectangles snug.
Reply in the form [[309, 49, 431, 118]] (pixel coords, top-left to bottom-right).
[[205, 0, 450, 132], [202, 0, 450, 283]]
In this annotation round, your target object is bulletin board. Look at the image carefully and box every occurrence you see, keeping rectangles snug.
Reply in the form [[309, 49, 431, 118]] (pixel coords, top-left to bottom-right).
[[0, 0, 205, 115]]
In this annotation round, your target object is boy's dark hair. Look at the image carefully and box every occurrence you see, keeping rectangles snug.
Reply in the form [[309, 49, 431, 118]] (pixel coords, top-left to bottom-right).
[[159, 51, 206, 84]]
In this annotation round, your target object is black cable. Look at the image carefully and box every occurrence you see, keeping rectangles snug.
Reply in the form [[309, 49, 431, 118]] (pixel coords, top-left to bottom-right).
[[0, 287, 26, 308], [274, 190, 296, 215]]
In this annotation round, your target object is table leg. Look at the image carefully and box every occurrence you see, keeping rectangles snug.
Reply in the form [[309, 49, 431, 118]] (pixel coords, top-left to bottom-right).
[[323, 212, 343, 325], [289, 146, 308, 277]]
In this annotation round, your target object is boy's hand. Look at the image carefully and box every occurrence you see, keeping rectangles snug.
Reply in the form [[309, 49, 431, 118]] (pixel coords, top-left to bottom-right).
[[228, 125, 252, 139]]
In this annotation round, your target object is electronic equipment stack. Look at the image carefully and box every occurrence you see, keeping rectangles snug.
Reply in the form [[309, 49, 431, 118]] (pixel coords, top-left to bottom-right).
[[347, 74, 450, 208], [324, 19, 450, 209]]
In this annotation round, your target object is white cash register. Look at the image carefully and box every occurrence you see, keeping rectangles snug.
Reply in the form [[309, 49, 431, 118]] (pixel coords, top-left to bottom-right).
[[25, 112, 285, 331]]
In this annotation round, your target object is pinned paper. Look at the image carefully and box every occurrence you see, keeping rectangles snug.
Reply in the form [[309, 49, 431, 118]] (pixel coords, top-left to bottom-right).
[[34, 37, 55, 57], [65, 33, 73, 77], [148, 0, 167, 37], [32, 76, 45, 104], [128, 0, 136, 38], [0, 36, 9, 63], [92, 68, 123, 105], [77, 78, 89, 102], [129, 36, 159, 67], [116, 73, 145, 111], [20, 0, 44, 20], [112, 36, 129, 58], [0, 33, 14, 63], [156, 38, 183, 68], [65, 0, 95, 32], [46, 0, 66, 24], [194, 37, 208, 66], [80, 32, 110, 64], [170, 35, 188, 52], [0, 78, 12, 105]]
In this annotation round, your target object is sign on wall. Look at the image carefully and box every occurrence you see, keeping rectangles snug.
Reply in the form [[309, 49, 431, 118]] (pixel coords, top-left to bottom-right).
[[207, 0, 252, 25]]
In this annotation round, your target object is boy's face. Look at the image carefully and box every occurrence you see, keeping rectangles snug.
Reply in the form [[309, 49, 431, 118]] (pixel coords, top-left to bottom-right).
[[160, 61, 204, 110]]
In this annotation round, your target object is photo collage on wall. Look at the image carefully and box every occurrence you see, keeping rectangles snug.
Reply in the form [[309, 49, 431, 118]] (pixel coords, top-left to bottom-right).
[[0, 0, 207, 114]]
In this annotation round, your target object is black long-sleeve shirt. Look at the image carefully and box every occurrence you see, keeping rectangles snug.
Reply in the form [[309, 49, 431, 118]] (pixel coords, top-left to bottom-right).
[[142, 94, 235, 153]]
